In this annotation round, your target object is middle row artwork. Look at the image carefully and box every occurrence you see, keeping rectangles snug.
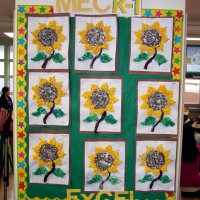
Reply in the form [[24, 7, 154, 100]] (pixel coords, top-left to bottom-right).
[[28, 73, 180, 135], [27, 14, 174, 74]]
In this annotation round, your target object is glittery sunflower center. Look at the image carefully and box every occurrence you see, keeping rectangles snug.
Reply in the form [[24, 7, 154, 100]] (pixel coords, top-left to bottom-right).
[[146, 150, 165, 169], [39, 144, 58, 163], [39, 82, 58, 102], [86, 28, 106, 46], [142, 29, 161, 47], [90, 89, 109, 109], [38, 28, 58, 47], [95, 152, 114, 171], [148, 92, 168, 111]]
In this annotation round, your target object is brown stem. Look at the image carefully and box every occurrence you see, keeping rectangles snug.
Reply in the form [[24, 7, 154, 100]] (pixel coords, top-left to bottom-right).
[[149, 170, 163, 189], [144, 48, 157, 70], [43, 101, 55, 124], [44, 162, 55, 182], [151, 110, 164, 132], [90, 48, 103, 69], [42, 49, 55, 69], [94, 111, 107, 134], [99, 171, 111, 190]]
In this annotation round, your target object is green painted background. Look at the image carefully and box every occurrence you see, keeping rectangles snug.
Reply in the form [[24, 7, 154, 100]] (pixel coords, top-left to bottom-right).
[[26, 17, 173, 199]]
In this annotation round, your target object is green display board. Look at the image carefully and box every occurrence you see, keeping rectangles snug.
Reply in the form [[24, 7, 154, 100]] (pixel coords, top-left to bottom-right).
[[16, 3, 184, 200]]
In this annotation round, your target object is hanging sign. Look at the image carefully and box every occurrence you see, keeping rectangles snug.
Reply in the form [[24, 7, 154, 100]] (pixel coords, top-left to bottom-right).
[[54, 0, 141, 16]]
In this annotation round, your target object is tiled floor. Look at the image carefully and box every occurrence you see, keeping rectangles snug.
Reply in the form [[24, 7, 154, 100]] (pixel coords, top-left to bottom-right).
[[0, 173, 15, 200]]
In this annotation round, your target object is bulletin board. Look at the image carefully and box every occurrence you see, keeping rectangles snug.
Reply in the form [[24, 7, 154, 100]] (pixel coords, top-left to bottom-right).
[[15, 0, 185, 199]]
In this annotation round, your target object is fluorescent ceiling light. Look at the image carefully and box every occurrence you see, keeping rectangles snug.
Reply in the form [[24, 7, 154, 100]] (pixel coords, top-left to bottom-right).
[[4, 32, 14, 38], [187, 37, 200, 41]]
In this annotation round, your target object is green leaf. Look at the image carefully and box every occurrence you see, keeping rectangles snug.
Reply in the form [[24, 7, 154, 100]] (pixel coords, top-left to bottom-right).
[[160, 175, 172, 183], [53, 168, 66, 177], [53, 108, 66, 118], [140, 116, 156, 126], [104, 114, 118, 124], [133, 52, 149, 62], [108, 176, 121, 185], [32, 167, 48, 175], [32, 107, 47, 117], [155, 54, 168, 66], [31, 52, 47, 61], [100, 53, 113, 63], [83, 114, 99, 122], [138, 174, 154, 183], [87, 174, 102, 184], [161, 117, 175, 127], [78, 52, 94, 61], [52, 53, 65, 63]]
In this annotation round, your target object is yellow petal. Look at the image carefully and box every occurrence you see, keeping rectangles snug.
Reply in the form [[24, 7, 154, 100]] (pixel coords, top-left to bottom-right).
[[53, 42, 62, 50], [96, 21, 103, 29], [146, 146, 154, 153], [48, 21, 56, 29], [55, 26, 63, 34], [82, 91, 91, 99], [39, 23, 47, 30], [95, 147, 103, 154], [100, 82, 108, 91], [90, 84, 99, 92], [156, 144, 164, 152], [86, 23, 94, 30], [49, 137, 56, 145], [141, 23, 149, 30], [109, 96, 119, 104], [107, 88, 116, 95], [109, 165, 118, 173]]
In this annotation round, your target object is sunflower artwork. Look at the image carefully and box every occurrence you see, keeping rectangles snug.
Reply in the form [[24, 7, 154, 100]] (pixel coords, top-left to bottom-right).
[[31, 76, 67, 124], [130, 18, 173, 72], [82, 82, 119, 134], [138, 144, 172, 189], [87, 145, 122, 190], [32, 137, 66, 182], [140, 84, 176, 133], [30, 19, 66, 69], [77, 20, 114, 69]]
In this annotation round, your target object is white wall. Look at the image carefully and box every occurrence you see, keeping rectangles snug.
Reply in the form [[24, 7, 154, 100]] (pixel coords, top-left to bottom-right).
[[142, 0, 185, 11]]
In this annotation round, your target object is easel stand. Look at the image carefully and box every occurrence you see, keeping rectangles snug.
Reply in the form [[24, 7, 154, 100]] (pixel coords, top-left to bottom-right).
[[1, 131, 13, 200]]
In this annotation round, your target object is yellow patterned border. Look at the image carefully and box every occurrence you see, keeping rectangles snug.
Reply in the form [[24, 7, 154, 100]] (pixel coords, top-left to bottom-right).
[[16, 5, 53, 199], [142, 9, 183, 80]]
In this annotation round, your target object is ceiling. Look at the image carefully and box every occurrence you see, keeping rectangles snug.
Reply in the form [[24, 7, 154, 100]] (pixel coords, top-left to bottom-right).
[[0, 0, 200, 42]]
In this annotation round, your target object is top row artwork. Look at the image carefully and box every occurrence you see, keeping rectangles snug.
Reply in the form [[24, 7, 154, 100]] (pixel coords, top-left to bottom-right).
[[27, 14, 174, 74]]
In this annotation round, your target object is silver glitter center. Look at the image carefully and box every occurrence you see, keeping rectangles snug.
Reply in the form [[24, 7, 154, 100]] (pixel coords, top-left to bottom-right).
[[39, 83, 58, 102], [148, 92, 168, 111], [90, 89, 109, 109], [95, 152, 114, 171], [38, 28, 58, 47], [146, 150, 165, 169], [142, 29, 161, 47], [39, 144, 58, 163], [86, 28, 106, 46]]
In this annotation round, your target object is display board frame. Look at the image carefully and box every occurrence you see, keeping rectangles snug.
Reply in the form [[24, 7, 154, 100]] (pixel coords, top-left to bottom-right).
[[14, 0, 186, 199]]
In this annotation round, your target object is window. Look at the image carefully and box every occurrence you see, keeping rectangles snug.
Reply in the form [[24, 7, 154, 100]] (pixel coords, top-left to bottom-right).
[[0, 43, 13, 94], [184, 79, 200, 104]]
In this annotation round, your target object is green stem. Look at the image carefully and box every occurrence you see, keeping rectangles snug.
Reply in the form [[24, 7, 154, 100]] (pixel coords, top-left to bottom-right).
[[151, 110, 164, 132], [144, 48, 157, 70], [42, 49, 55, 69], [99, 171, 111, 190], [90, 48, 102, 69], [149, 170, 162, 189], [44, 162, 55, 182], [43, 101, 55, 124], [94, 111, 107, 134]]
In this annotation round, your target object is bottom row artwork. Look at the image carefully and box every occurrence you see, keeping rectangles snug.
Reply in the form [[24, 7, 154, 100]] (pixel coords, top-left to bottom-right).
[[29, 132, 176, 191]]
